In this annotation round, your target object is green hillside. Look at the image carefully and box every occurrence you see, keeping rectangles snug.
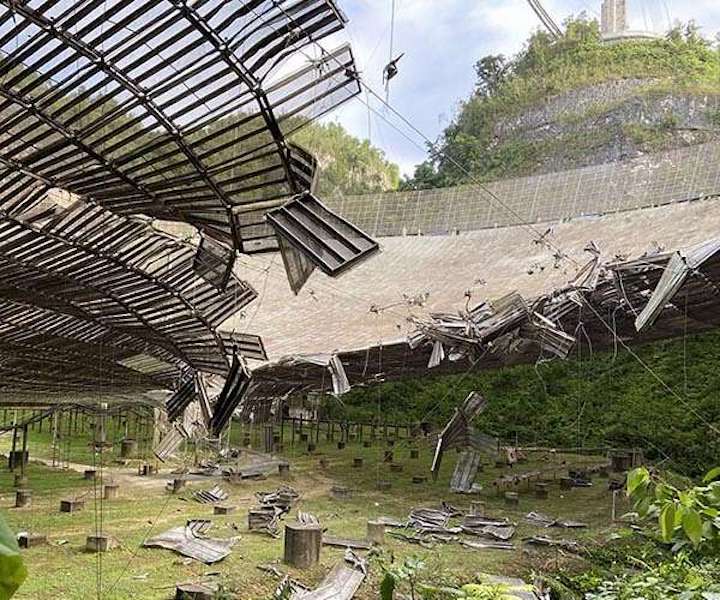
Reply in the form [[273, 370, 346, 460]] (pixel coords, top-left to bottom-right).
[[403, 17, 720, 189], [326, 328, 720, 476]]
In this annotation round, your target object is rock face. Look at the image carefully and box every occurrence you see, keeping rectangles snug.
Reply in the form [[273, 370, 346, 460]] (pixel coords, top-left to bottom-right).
[[490, 79, 720, 176]]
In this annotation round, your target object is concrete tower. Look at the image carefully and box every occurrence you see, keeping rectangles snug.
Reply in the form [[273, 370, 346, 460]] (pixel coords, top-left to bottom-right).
[[601, 0, 627, 35]]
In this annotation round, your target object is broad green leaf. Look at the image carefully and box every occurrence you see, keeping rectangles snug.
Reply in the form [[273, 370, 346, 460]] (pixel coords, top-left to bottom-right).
[[627, 467, 650, 497], [703, 467, 720, 484], [636, 495, 652, 518], [0, 515, 26, 600], [675, 504, 686, 523], [682, 508, 703, 546], [659, 503, 675, 542]]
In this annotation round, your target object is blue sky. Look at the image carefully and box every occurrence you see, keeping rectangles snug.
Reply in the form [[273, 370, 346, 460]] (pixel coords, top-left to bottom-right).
[[320, 0, 720, 176]]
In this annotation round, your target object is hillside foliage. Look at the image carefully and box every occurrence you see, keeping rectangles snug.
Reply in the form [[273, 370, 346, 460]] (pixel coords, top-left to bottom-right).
[[402, 17, 720, 189], [292, 121, 400, 196], [324, 328, 720, 476]]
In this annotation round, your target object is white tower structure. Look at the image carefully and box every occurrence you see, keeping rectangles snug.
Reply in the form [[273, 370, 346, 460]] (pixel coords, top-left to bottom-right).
[[601, 0, 627, 36], [600, 0, 662, 44]]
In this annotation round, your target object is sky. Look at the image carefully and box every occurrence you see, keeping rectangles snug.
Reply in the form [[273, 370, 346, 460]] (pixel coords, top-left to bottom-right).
[[318, 0, 720, 176]]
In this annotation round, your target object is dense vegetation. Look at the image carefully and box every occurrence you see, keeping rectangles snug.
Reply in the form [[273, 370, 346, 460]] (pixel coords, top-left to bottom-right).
[[292, 121, 400, 196], [402, 18, 720, 189], [325, 328, 720, 476]]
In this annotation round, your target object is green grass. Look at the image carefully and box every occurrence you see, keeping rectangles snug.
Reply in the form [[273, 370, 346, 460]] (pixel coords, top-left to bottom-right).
[[1, 427, 631, 599]]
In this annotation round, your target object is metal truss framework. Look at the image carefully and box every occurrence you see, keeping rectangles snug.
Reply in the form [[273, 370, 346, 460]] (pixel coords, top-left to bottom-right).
[[0, 0, 360, 254], [0, 1, 378, 404], [248, 236, 720, 407]]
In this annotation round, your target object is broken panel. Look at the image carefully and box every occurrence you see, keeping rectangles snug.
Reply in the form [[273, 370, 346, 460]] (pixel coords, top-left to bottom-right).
[[193, 236, 236, 291], [208, 355, 252, 437], [268, 193, 379, 278]]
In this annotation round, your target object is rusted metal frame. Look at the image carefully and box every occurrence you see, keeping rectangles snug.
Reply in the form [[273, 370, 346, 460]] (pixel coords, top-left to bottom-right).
[[170, 1, 300, 198], [0, 2, 242, 248], [248, 12, 343, 81], [0, 336, 160, 388], [0, 82, 163, 208], [0, 1, 106, 98], [234, 1, 337, 73], [0, 217, 204, 368], [275, 75, 360, 138], [290, 199, 363, 255], [0, 258, 182, 374]]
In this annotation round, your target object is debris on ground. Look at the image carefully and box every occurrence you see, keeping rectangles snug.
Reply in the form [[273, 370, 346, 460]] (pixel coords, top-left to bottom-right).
[[523, 535, 582, 553], [524, 512, 588, 528], [282, 549, 367, 599], [144, 520, 235, 563], [322, 536, 372, 550], [193, 486, 229, 504], [461, 539, 515, 551]]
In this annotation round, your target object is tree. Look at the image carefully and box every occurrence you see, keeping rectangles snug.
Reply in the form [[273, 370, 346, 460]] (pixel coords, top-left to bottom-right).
[[474, 55, 508, 97]]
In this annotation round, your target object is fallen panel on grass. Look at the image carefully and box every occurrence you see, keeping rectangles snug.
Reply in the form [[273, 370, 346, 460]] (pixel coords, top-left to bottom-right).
[[408, 507, 451, 530], [432, 392, 488, 480], [256, 486, 299, 512], [193, 486, 229, 504], [374, 516, 407, 528], [523, 535, 582, 553], [450, 449, 483, 493], [461, 539, 515, 551], [524, 512, 588, 529], [248, 505, 283, 538], [322, 536, 372, 550], [476, 525, 516, 541], [292, 550, 367, 600], [144, 522, 235, 564]]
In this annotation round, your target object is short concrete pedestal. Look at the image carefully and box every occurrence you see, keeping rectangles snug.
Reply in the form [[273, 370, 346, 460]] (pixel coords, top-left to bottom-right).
[[18, 533, 47, 548], [15, 489, 32, 508], [86, 535, 113, 552], [278, 463, 291, 479], [376, 480, 392, 491], [410, 449, 419, 459], [560, 477, 574, 490], [504, 492, 519, 507], [390, 463, 403, 473], [352, 457, 363, 468], [366, 520, 385, 544], [83, 469, 97, 481], [171, 478, 186, 493], [103, 484, 120, 500], [139, 464, 157, 476], [363, 440, 372, 448], [60, 499, 84, 513], [120, 439, 137, 458], [535, 483, 549, 499], [284, 522, 322, 569], [175, 583, 216, 600], [214, 505, 237, 516]]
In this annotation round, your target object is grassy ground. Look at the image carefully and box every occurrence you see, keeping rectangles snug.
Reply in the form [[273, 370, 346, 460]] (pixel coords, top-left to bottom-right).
[[0, 421, 631, 599]]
